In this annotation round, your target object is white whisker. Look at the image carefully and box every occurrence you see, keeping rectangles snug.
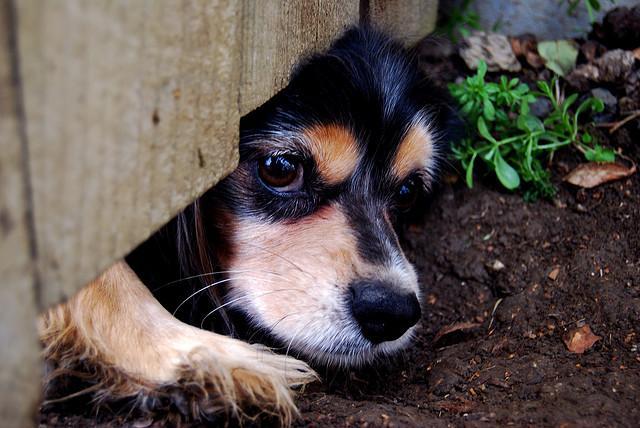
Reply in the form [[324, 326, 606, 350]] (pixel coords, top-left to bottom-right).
[[199, 289, 306, 328], [154, 269, 286, 292], [172, 274, 278, 316], [244, 242, 317, 280]]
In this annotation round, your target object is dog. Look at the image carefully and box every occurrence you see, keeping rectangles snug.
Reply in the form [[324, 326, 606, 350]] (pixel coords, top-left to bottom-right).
[[39, 26, 456, 425]]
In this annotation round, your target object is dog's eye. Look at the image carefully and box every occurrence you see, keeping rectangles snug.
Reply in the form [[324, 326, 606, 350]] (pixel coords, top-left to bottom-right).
[[396, 177, 418, 211], [258, 155, 304, 192]]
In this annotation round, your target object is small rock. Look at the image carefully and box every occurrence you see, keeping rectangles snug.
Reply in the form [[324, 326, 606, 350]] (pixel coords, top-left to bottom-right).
[[460, 31, 521, 72], [590, 88, 617, 113], [566, 64, 600, 91], [596, 50, 636, 82], [548, 267, 560, 281], [530, 98, 553, 118], [488, 259, 506, 272], [566, 50, 635, 90]]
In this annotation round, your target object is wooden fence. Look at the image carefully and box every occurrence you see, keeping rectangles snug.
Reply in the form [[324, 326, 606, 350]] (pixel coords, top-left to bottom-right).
[[0, 1, 437, 426]]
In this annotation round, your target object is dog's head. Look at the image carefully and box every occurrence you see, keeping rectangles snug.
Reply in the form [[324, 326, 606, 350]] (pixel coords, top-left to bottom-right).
[[206, 28, 456, 367]]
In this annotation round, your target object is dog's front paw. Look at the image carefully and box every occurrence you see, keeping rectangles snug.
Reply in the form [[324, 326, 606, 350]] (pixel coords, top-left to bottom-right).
[[40, 274, 317, 425], [144, 337, 317, 425]]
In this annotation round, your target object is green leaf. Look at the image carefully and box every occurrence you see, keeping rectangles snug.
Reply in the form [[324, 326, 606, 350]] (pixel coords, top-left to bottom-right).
[[587, 0, 601, 11], [494, 151, 521, 190], [584, 145, 616, 162], [466, 153, 477, 188], [477, 60, 487, 80], [537, 81, 551, 96], [514, 83, 530, 96], [517, 115, 545, 133], [590, 98, 605, 113], [477, 117, 497, 143], [563, 93, 578, 111], [483, 98, 496, 121], [485, 83, 500, 94], [538, 40, 578, 76]]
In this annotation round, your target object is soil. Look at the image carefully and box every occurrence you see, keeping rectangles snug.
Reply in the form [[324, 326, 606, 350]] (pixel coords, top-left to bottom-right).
[[39, 7, 639, 428]]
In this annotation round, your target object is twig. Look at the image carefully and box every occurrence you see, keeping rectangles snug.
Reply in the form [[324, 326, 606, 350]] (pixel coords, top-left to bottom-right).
[[595, 110, 640, 134]]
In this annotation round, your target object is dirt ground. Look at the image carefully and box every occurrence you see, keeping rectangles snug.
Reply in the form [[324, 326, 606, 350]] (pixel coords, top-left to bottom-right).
[[39, 8, 639, 428]]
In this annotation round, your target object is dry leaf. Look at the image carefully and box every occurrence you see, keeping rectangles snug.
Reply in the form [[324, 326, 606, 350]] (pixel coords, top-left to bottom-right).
[[564, 162, 636, 189], [563, 324, 601, 354], [548, 266, 560, 281], [431, 399, 475, 414], [509, 34, 544, 68], [433, 321, 481, 344]]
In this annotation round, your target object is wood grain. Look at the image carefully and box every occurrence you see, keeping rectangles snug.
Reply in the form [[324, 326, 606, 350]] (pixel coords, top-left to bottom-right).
[[367, 0, 439, 45], [0, 1, 41, 425], [239, 0, 360, 115], [16, 0, 241, 306]]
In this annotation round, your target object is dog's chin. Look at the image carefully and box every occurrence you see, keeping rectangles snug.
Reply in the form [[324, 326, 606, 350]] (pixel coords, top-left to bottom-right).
[[271, 325, 418, 369], [226, 307, 417, 369], [302, 330, 416, 369]]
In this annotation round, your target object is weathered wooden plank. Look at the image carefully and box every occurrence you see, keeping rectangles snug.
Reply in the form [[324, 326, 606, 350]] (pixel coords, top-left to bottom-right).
[[16, 0, 242, 307], [239, 0, 360, 116], [239, 0, 439, 116], [365, 0, 439, 45], [0, 2, 41, 426]]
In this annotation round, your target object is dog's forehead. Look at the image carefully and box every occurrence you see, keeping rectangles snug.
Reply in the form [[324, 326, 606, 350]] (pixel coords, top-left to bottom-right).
[[240, 27, 450, 192], [301, 120, 433, 186]]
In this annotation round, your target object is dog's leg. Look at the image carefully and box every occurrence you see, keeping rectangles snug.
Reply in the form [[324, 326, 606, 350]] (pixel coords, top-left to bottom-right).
[[39, 261, 316, 423]]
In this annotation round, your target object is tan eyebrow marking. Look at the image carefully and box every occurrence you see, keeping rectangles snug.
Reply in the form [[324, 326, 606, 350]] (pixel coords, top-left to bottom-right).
[[392, 124, 434, 180], [303, 124, 360, 185]]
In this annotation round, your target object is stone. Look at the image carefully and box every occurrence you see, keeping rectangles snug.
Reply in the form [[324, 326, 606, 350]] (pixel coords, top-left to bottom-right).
[[596, 49, 636, 82], [459, 31, 521, 72], [530, 98, 553, 118]]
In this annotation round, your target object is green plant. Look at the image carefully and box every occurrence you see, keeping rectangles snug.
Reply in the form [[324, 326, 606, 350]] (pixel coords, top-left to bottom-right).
[[449, 61, 611, 200], [567, 0, 616, 24], [437, 0, 480, 42]]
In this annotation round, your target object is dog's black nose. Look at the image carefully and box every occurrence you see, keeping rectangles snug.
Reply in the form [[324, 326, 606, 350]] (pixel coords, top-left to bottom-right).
[[349, 281, 421, 344]]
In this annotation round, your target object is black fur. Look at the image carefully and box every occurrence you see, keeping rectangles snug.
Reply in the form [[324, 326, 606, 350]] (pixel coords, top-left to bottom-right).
[[128, 26, 457, 333]]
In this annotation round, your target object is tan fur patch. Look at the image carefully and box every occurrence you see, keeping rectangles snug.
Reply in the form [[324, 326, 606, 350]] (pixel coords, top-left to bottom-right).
[[303, 124, 359, 185], [392, 124, 433, 179], [228, 204, 366, 324]]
